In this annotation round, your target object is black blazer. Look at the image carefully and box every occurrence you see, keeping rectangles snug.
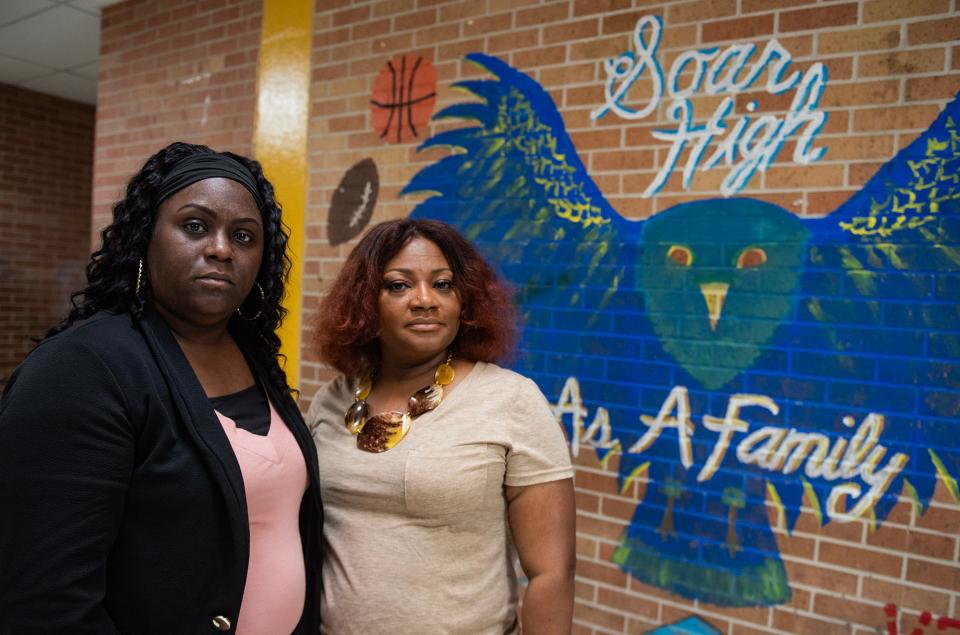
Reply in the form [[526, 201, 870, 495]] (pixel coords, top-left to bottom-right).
[[0, 309, 322, 634]]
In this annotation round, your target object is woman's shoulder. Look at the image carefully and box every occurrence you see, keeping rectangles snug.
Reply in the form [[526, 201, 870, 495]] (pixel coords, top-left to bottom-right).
[[42, 311, 138, 349], [468, 361, 544, 397], [23, 312, 139, 369], [305, 374, 353, 427], [3, 312, 142, 410]]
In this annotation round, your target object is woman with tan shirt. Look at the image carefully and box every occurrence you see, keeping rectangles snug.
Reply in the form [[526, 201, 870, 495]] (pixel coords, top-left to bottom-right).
[[308, 218, 575, 634]]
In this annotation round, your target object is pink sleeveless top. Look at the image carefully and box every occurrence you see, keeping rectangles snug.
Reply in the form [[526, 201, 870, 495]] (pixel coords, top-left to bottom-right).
[[216, 398, 308, 635]]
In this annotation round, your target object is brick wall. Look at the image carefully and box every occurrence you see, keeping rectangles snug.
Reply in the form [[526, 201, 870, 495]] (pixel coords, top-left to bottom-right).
[[302, 1, 960, 633], [0, 84, 94, 388], [91, 0, 960, 631], [93, 0, 263, 242]]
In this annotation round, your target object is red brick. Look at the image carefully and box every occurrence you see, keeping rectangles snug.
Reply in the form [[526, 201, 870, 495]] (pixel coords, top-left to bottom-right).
[[414, 22, 460, 46], [819, 541, 904, 577], [576, 557, 629, 587], [865, 0, 950, 23], [861, 577, 952, 616], [906, 558, 960, 590], [576, 535, 598, 558], [512, 45, 567, 70], [849, 161, 886, 187], [782, 559, 859, 594], [517, 3, 569, 26], [908, 74, 960, 102], [544, 19, 599, 44], [575, 491, 600, 514], [859, 48, 947, 77], [600, 496, 635, 522], [772, 610, 848, 634], [602, 11, 647, 35], [742, 0, 812, 11], [576, 513, 627, 541], [592, 150, 654, 171], [569, 129, 622, 151], [916, 498, 960, 534], [574, 579, 595, 601], [0, 84, 94, 388], [569, 35, 627, 61], [667, 0, 737, 24], [572, 0, 631, 17], [853, 105, 943, 132], [597, 587, 657, 619], [702, 14, 774, 42], [573, 601, 625, 631], [819, 25, 901, 53], [813, 593, 887, 630], [438, 0, 489, 22], [394, 9, 436, 32], [462, 13, 511, 38], [781, 3, 858, 32], [332, 5, 369, 27], [487, 28, 539, 54], [820, 79, 900, 108], [910, 16, 960, 45]]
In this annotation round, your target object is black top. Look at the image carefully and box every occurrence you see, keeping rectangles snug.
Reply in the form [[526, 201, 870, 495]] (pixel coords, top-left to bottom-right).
[[209, 383, 270, 435]]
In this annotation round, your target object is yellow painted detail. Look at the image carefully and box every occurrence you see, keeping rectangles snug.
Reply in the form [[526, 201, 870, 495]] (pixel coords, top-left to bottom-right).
[[253, 0, 314, 389], [599, 440, 623, 469], [620, 461, 649, 495], [766, 481, 787, 534], [902, 478, 922, 518], [929, 449, 960, 504], [802, 478, 823, 524], [699, 282, 729, 332]]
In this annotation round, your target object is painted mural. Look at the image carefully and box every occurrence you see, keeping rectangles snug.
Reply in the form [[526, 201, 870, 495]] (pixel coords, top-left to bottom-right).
[[592, 15, 828, 197], [402, 38, 960, 608], [328, 158, 378, 246], [370, 54, 437, 144]]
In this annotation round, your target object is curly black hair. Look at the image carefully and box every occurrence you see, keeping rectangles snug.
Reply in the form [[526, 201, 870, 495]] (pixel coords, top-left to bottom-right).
[[47, 141, 293, 395]]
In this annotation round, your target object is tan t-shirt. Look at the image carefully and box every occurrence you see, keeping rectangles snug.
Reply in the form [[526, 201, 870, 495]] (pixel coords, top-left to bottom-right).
[[307, 361, 573, 635]]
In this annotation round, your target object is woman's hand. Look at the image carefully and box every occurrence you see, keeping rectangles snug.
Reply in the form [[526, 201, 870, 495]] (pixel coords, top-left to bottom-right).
[[506, 478, 576, 635]]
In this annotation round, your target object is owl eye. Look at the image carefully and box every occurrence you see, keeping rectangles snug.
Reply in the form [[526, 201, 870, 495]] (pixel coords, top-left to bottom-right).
[[736, 247, 767, 269], [667, 245, 693, 267]]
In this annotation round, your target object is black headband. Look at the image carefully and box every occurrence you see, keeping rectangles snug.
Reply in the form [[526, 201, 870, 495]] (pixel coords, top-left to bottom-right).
[[156, 153, 265, 210]]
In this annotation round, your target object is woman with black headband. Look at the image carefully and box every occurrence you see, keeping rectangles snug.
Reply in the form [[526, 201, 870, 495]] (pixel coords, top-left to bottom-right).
[[0, 142, 321, 634]]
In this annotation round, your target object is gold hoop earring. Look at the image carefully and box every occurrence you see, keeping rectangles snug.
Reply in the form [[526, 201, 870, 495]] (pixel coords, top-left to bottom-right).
[[135, 259, 143, 296], [237, 282, 264, 321]]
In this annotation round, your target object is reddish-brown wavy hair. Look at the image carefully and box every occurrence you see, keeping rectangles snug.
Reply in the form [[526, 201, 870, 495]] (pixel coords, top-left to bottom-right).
[[315, 218, 518, 378]]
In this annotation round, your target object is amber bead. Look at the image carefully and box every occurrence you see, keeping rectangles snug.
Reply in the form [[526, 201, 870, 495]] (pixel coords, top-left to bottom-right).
[[355, 377, 372, 400], [384, 413, 411, 450], [357, 412, 403, 453], [434, 362, 455, 385], [408, 384, 443, 417], [344, 399, 368, 434]]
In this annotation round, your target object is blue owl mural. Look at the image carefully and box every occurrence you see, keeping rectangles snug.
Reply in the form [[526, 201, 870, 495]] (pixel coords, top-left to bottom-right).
[[402, 53, 960, 606]]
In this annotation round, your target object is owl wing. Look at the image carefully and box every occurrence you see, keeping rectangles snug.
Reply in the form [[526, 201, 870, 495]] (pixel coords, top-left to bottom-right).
[[792, 92, 960, 523], [403, 53, 641, 316]]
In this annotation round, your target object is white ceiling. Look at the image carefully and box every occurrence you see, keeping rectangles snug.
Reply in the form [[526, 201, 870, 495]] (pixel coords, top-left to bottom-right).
[[0, 0, 121, 105]]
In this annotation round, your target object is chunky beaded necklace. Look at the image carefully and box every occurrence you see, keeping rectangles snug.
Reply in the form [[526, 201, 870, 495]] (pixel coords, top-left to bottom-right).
[[344, 353, 455, 453]]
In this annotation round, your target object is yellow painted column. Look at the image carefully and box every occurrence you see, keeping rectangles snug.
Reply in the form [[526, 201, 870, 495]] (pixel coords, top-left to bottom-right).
[[253, 0, 314, 389]]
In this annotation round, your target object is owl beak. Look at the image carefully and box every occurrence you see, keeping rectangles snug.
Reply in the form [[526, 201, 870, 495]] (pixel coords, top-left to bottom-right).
[[699, 282, 729, 331]]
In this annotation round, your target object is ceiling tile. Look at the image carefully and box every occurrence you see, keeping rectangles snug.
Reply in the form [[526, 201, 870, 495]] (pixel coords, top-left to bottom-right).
[[0, 5, 99, 70], [0, 1, 58, 29], [0, 53, 55, 83], [70, 60, 98, 80], [20, 71, 96, 104], [63, 0, 124, 15]]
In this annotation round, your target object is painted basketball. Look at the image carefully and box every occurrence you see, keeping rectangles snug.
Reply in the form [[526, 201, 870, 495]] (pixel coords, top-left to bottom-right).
[[328, 158, 379, 246], [370, 54, 437, 144]]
